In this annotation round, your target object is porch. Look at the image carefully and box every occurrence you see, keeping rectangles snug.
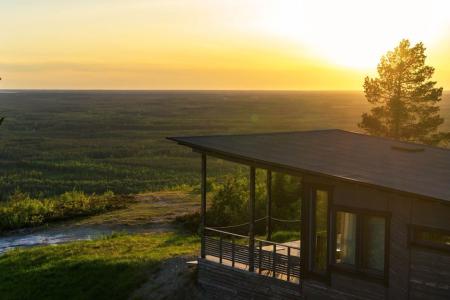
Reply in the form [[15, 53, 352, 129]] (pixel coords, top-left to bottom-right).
[[204, 227, 301, 284], [197, 152, 305, 288]]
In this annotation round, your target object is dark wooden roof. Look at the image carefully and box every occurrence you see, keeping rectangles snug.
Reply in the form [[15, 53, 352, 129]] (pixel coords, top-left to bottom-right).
[[168, 130, 450, 202]]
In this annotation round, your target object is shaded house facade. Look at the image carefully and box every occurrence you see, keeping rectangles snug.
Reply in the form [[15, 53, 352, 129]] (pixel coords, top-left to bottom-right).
[[169, 130, 450, 300]]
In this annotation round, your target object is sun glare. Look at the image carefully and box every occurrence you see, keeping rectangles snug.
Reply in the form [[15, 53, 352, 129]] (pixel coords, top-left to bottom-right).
[[1, 0, 449, 89], [258, 0, 450, 69]]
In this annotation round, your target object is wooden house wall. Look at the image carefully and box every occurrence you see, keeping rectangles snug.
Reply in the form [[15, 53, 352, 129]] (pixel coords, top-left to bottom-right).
[[197, 259, 303, 300], [411, 199, 450, 229], [408, 248, 450, 299], [409, 199, 450, 299], [198, 259, 369, 300], [198, 171, 449, 300], [304, 176, 412, 299]]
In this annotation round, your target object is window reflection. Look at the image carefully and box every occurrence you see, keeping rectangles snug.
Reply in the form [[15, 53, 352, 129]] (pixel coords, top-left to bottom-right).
[[313, 190, 328, 273], [363, 216, 385, 272], [336, 212, 356, 265]]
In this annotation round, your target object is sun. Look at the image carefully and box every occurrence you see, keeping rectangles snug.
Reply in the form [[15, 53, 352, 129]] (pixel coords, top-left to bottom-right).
[[257, 0, 450, 70]]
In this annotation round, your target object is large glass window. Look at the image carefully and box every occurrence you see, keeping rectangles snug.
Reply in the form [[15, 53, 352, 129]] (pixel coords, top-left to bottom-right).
[[363, 216, 385, 272], [312, 190, 328, 274], [333, 209, 388, 278], [410, 225, 450, 252], [335, 212, 357, 265]]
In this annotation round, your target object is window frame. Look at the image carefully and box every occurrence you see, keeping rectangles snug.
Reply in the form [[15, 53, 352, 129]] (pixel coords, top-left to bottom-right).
[[302, 184, 333, 283], [409, 224, 450, 254], [331, 206, 390, 285], [309, 188, 331, 276]]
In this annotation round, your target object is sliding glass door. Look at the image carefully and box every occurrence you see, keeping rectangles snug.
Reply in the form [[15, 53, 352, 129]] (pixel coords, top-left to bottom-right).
[[306, 187, 331, 278]]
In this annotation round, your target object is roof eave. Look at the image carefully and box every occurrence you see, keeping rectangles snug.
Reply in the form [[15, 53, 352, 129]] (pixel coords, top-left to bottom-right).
[[167, 136, 449, 204]]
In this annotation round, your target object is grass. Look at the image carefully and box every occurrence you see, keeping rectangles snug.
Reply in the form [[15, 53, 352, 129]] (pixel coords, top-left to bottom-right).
[[0, 190, 133, 231], [74, 190, 200, 228], [0, 232, 199, 300]]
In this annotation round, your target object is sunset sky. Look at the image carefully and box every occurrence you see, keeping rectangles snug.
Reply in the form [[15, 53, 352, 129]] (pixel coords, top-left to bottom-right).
[[1, 0, 449, 90]]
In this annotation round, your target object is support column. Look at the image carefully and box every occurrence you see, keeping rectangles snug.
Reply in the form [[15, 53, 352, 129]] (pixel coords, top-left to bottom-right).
[[248, 166, 256, 272], [266, 170, 272, 241], [200, 154, 207, 258]]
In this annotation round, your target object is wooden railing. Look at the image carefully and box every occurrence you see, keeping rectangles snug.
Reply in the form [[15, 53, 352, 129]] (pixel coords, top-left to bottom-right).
[[204, 227, 301, 284]]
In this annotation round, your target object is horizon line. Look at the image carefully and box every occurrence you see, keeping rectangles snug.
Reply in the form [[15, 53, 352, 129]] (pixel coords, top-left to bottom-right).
[[0, 88, 364, 92], [1, 88, 449, 93]]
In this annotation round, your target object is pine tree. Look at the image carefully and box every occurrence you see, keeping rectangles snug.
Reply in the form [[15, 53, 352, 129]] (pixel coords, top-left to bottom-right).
[[359, 39, 449, 146]]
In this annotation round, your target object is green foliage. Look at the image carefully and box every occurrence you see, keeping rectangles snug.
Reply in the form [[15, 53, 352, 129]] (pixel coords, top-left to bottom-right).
[[270, 230, 300, 243], [174, 211, 200, 234], [0, 190, 132, 231], [0, 232, 199, 300], [271, 172, 301, 220], [205, 171, 301, 235], [360, 39, 449, 146], [207, 175, 250, 226]]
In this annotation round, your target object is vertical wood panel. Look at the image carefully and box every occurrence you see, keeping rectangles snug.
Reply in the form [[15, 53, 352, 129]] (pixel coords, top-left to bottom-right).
[[249, 166, 256, 272], [201, 153, 207, 258], [266, 170, 272, 241]]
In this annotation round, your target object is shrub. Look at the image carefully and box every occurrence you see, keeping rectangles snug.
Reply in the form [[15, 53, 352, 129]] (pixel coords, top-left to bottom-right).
[[0, 190, 132, 231], [174, 212, 200, 234], [270, 230, 300, 243], [176, 171, 302, 240]]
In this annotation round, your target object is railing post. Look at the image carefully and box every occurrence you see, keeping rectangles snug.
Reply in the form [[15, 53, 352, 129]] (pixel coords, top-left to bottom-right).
[[231, 236, 235, 268], [266, 170, 272, 241], [200, 154, 207, 259], [248, 166, 256, 272], [219, 233, 223, 264], [272, 244, 276, 277], [258, 240, 262, 274], [287, 247, 291, 282]]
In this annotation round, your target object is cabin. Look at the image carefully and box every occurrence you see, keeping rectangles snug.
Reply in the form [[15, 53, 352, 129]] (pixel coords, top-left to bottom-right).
[[168, 129, 450, 300]]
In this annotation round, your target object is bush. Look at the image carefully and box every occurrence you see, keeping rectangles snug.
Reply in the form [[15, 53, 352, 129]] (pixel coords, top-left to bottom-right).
[[176, 171, 302, 240], [174, 212, 200, 234], [270, 230, 300, 243], [0, 190, 132, 231]]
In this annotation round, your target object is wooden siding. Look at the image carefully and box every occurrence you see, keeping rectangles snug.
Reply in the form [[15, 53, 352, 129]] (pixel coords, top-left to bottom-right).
[[330, 273, 386, 300], [411, 199, 450, 229], [409, 198, 450, 299], [198, 259, 377, 300], [386, 194, 411, 299], [200, 176, 449, 299], [198, 259, 303, 300], [409, 248, 450, 299], [306, 178, 411, 299]]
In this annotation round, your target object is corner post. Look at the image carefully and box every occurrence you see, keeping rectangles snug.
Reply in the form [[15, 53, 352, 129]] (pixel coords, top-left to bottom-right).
[[200, 154, 207, 259], [266, 170, 272, 241], [249, 166, 256, 272]]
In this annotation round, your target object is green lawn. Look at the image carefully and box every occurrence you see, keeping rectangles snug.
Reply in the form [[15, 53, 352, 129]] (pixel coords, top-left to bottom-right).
[[0, 233, 199, 300]]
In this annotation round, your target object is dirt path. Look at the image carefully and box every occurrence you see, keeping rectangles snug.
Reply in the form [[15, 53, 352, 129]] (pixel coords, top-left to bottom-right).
[[74, 190, 199, 231], [0, 191, 199, 254], [130, 255, 206, 300]]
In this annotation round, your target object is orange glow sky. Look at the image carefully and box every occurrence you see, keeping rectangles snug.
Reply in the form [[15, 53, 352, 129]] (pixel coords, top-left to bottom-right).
[[1, 0, 449, 90]]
